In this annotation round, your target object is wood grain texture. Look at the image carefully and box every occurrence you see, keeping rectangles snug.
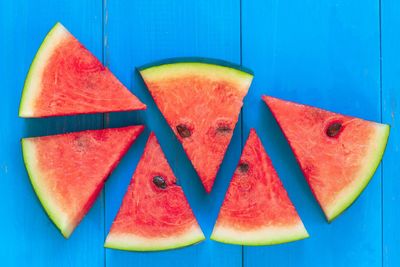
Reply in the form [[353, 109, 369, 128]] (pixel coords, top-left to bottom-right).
[[104, 0, 242, 266], [242, 0, 383, 266], [381, 0, 400, 266], [0, 0, 104, 266]]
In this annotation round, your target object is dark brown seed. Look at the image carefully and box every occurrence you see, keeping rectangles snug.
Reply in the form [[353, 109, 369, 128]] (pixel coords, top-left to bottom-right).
[[74, 136, 91, 152], [216, 125, 232, 134], [176, 124, 191, 138], [326, 122, 342, 137], [153, 176, 167, 189], [238, 162, 249, 173]]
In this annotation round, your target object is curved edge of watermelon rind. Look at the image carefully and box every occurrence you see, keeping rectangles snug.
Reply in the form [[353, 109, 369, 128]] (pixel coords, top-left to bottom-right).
[[19, 22, 67, 118], [138, 59, 254, 92], [325, 123, 390, 222], [210, 222, 309, 246], [21, 138, 73, 238], [104, 226, 206, 252], [138, 59, 254, 100], [137, 57, 254, 76]]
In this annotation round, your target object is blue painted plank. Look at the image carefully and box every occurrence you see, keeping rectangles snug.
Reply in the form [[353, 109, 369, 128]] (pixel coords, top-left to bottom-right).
[[2, 0, 397, 266], [104, 0, 242, 266], [242, 0, 382, 266], [0, 1, 104, 266], [381, 0, 400, 266]]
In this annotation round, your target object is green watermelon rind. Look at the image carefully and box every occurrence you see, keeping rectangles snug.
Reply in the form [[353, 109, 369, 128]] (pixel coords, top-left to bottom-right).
[[137, 57, 254, 76], [21, 138, 73, 238], [104, 227, 206, 252], [210, 222, 309, 246], [326, 124, 390, 222], [19, 22, 66, 118], [138, 60, 254, 90]]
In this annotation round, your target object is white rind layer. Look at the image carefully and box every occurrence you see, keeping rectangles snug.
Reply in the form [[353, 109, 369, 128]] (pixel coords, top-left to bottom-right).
[[324, 123, 390, 221], [104, 225, 205, 251], [210, 221, 309, 246], [19, 23, 70, 117], [22, 138, 73, 237], [139, 62, 253, 93]]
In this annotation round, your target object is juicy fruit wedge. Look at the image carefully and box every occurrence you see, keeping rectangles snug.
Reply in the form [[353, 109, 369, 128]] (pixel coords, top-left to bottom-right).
[[22, 126, 144, 238], [211, 129, 309, 245], [139, 60, 253, 193], [263, 96, 390, 221], [19, 23, 146, 118], [105, 133, 205, 251]]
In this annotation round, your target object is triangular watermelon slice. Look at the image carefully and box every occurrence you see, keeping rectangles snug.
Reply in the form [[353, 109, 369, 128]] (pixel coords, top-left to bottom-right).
[[105, 133, 205, 251], [263, 96, 390, 221], [19, 23, 146, 118], [139, 60, 253, 193], [22, 125, 144, 238], [211, 129, 308, 245]]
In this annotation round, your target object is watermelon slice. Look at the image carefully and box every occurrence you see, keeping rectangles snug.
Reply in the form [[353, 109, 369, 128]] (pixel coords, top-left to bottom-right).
[[263, 96, 390, 221], [105, 133, 205, 251], [211, 129, 308, 245], [139, 60, 253, 193], [22, 126, 144, 238], [19, 23, 146, 118]]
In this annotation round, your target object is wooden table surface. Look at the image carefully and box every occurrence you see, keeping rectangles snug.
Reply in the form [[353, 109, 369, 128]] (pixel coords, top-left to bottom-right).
[[1, 0, 399, 266]]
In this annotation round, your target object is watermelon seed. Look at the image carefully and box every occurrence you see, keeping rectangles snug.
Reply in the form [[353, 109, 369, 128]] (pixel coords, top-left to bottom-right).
[[176, 124, 191, 138], [326, 122, 342, 137], [238, 162, 249, 173], [74, 136, 90, 152], [153, 176, 167, 189], [216, 125, 232, 134]]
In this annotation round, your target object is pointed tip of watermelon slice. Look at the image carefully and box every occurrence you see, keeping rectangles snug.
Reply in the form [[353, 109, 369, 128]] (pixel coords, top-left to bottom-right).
[[262, 95, 281, 106], [203, 181, 213, 194]]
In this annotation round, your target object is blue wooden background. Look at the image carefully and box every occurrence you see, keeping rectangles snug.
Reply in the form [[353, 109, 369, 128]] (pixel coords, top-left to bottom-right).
[[0, 0, 398, 266]]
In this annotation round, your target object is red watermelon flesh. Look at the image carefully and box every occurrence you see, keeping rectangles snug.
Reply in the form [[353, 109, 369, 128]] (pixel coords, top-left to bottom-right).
[[105, 133, 205, 251], [19, 23, 146, 118], [263, 96, 390, 221], [139, 61, 253, 193], [22, 125, 144, 238], [211, 129, 308, 245]]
